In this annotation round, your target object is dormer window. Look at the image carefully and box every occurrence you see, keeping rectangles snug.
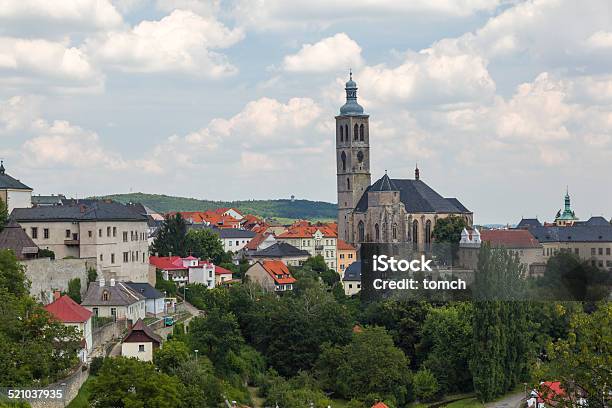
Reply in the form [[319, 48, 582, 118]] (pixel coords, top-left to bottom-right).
[[102, 291, 109, 301]]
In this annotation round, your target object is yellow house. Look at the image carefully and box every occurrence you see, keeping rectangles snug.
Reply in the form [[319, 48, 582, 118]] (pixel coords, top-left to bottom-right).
[[337, 239, 356, 275]]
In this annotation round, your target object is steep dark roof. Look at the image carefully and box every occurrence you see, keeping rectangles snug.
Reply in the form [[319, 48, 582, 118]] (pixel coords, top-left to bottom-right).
[[0, 220, 38, 259], [81, 281, 144, 307], [123, 319, 162, 344], [11, 200, 148, 222], [528, 224, 612, 243], [31, 195, 65, 206], [576, 216, 611, 226], [251, 242, 310, 258], [0, 168, 32, 190], [125, 282, 164, 300], [343, 261, 361, 281], [355, 177, 470, 214], [517, 218, 542, 228]]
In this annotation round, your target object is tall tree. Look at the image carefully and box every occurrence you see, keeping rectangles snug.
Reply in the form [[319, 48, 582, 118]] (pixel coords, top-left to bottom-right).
[[151, 213, 188, 257], [185, 228, 226, 263], [66, 278, 81, 304], [0, 197, 8, 232], [188, 309, 243, 366]]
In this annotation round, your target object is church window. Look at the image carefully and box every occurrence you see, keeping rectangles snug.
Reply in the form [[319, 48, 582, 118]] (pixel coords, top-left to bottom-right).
[[382, 223, 387, 241], [392, 223, 398, 240], [358, 221, 365, 242], [357, 150, 364, 163], [354, 124, 359, 140], [425, 220, 432, 248], [359, 124, 364, 141], [339, 126, 344, 141], [341, 151, 347, 171], [375, 224, 380, 241], [345, 125, 348, 139], [412, 220, 419, 249], [347, 178, 350, 190]]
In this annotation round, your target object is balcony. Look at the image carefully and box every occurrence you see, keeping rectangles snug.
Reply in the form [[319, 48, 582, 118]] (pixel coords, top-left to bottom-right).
[[64, 239, 80, 246]]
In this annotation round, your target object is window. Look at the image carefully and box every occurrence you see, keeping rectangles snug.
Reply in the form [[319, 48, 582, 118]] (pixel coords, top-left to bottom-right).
[[93, 308, 98, 317], [31, 227, 38, 239], [348, 284, 353, 289], [598, 248, 603, 255], [139, 345, 145, 352], [123, 231, 128, 242], [229, 241, 232, 246], [392, 223, 398, 240], [591, 248, 596, 255], [348, 253, 353, 259], [357, 150, 364, 163], [375, 224, 380, 241], [98, 229, 102, 237], [359, 124, 364, 141], [339, 125, 344, 142], [357, 284, 361, 289], [123, 252, 129, 263], [107, 226, 111, 237], [102, 291, 109, 301], [347, 177, 350, 190], [341, 264, 345, 270], [425, 220, 432, 247], [354, 124, 358, 140], [607, 248, 611, 255], [111, 253, 115, 264], [236, 240, 239, 246], [65, 229, 71, 238], [358, 221, 365, 242], [575, 248, 579, 255], [345, 124, 348, 139], [110, 307, 116, 316], [607, 260, 612, 267], [340, 253, 345, 259], [113, 227, 117, 237], [88, 230, 92, 238], [43, 228, 49, 239], [100, 254, 103, 262], [341, 151, 347, 171], [412, 220, 419, 248]]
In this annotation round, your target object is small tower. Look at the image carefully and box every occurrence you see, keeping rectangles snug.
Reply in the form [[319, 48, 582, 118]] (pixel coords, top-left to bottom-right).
[[554, 187, 579, 226], [336, 71, 371, 243], [415, 164, 420, 180]]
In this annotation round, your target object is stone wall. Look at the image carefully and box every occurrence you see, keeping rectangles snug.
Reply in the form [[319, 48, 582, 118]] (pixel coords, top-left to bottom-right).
[[92, 319, 128, 352], [29, 364, 88, 408], [21, 258, 96, 303]]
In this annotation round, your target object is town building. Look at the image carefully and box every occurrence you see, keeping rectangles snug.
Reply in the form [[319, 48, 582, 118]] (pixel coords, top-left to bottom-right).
[[0, 220, 39, 260], [44, 294, 93, 362], [11, 200, 151, 282], [276, 221, 337, 269], [121, 319, 162, 362], [243, 232, 277, 255], [0, 162, 32, 213], [248, 241, 310, 266], [81, 278, 146, 322], [214, 265, 234, 285], [337, 239, 357, 275], [31, 194, 66, 207], [553, 189, 579, 226], [186, 223, 256, 253], [149, 255, 216, 288], [334, 74, 472, 249], [168, 208, 243, 229], [342, 261, 362, 296], [125, 282, 166, 316], [245, 260, 296, 292]]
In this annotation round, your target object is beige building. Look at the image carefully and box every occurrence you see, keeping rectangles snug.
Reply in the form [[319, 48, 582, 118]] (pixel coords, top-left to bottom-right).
[[81, 278, 146, 322], [0, 162, 32, 213], [335, 75, 472, 250], [277, 221, 338, 269], [248, 241, 310, 267], [121, 319, 162, 362], [11, 200, 150, 282], [337, 239, 356, 275], [245, 260, 296, 292]]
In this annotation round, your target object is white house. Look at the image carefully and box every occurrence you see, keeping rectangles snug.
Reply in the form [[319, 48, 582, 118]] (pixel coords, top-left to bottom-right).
[[121, 319, 162, 362], [150, 255, 216, 289], [44, 295, 93, 362], [125, 282, 166, 316], [81, 278, 146, 322], [0, 161, 32, 212]]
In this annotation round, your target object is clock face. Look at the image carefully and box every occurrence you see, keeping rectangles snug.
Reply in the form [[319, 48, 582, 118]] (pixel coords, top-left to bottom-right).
[[357, 150, 364, 163]]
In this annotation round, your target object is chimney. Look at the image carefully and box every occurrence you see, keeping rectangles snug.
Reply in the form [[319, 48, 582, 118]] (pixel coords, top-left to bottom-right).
[[110, 278, 115, 287], [53, 290, 61, 300], [99, 277, 105, 287]]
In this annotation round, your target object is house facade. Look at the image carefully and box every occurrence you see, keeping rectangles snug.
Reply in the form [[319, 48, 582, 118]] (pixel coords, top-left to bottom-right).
[[248, 242, 310, 267], [337, 239, 356, 276], [11, 200, 150, 282], [0, 162, 32, 213], [121, 319, 162, 362], [245, 260, 296, 292], [45, 294, 93, 362], [150, 255, 216, 288], [277, 221, 338, 269], [125, 282, 166, 316], [342, 261, 362, 296], [81, 278, 146, 322]]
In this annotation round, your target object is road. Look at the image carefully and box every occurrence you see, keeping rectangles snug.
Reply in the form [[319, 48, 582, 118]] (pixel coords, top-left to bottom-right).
[[485, 391, 525, 408], [154, 301, 200, 340]]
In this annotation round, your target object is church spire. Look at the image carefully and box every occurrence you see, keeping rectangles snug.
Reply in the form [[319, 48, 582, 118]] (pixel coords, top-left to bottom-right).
[[339, 70, 364, 116], [0, 160, 4, 175], [415, 163, 420, 180]]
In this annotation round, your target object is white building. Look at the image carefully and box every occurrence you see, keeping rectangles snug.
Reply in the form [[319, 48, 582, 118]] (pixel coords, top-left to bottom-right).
[[0, 162, 32, 213], [121, 319, 162, 362], [11, 200, 151, 283], [45, 295, 93, 362], [125, 282, 166, 316], [81, 278, 146, 322], [150, 255, 216, 289], [277, 222, 338, 270]]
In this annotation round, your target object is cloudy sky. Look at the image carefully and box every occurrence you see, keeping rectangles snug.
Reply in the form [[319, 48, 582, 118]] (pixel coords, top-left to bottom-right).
[[1, 0, 611, 224]]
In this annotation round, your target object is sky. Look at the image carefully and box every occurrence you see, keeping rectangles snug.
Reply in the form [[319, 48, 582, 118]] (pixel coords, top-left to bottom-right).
[[0, 0, 611, 224]]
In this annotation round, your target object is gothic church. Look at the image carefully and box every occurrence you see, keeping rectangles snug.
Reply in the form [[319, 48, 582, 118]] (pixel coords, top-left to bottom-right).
[[336, 73, 473, 249]]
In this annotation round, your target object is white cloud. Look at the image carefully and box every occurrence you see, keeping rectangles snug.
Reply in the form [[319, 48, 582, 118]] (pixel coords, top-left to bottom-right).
[[0, 37, 103, 92], [155, 0, 220, 15], [85, 9, 243, 76], [0, 0, 123, 31], [282, 33, 363, 73], [0, 95, 41, 132], [585, 30, 612, 49]]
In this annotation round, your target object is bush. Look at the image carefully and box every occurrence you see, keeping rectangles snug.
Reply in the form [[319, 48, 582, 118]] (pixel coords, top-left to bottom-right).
[[413, 368, 439, 402], [89, 357, 104, 376]]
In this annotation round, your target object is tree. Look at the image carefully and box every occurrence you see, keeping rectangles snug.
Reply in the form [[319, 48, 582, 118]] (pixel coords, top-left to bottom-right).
[[89, 357, 182, 408], [263, 370, 332, 408], [151, 213, 188, 257], [0, 197, 7, 232], [413, 368, 439, 402], [87, 267, 97, 284], [37, 248, 55, 260], [153, 339, 190, 374], [188, 309, 243, 366], [315, 326, 412, 406], [67, 278, 81, 304], [431, 216, 467, 244], [185, 228, 226, 263], [174, 358, 224, 408]]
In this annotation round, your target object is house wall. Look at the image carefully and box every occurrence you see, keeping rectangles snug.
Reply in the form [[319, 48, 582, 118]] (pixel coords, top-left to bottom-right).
[[277, 235, 337, 269], [245, 263, 276, 292], [337, 248, 356, 275], [223, 236, 253, 252], [21, 258, 93, 303], [343, 280, 361, 296], [144, 298, 165, 316], [541, 241, 612, 270], [85, 300, 145, 322], [188, 266, 215, 288], [122, 341, 154, 362], [5, 189, 32, 212]]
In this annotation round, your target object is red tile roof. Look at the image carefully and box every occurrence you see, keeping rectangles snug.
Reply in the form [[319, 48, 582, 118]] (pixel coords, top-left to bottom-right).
[[372, 403, 389, 408], [337, 239, 356, 251], [536, 381, 566, 404], [261, 260, 296, 284], [481, 229, 542, 249], [45, 295, 92, 323], [277, 222, 337, 239], [149, 255, 185, 270], [245, 232, 270, 250], [215, 265, 233, 276]]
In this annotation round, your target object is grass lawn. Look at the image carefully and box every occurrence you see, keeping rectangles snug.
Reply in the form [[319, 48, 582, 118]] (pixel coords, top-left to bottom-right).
[[329, 399, 352, 408], [445, 397, 484, 408], [66, 375, 95, 408]]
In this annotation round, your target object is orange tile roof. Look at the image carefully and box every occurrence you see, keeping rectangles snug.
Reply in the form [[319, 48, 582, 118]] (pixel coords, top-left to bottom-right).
[[277, 222, 337, 239], [261, 260, 296, 284], [372, 403, 389, 408], [45, 295, 92, 323], [481, 229, 542, 249], [245, 232, 269, 250], [337, 239, 355, 251]]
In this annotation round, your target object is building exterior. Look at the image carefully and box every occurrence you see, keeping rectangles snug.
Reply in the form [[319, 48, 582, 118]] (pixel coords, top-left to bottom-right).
[[554, 190, 579, 226], [214, 265, 234, 285], [216, 228, 257, 252], [276, 221, 338, 269], [337, 239, 356, 275], [248, 242, 310, 266], [0, 162, 32, 213], [334, 75, 472, 249], [121, 319, 162, 362], [342, 261, 361, 296], [31, 194, 66, 207], [44, 295, 93, 362], [11, 200, 150, 282], [149, 255, 216, 288], [81, 278, 146, 322], [245, 260, 296, 292], [0, 220, 39, 260], [125, 282, 166, 316]]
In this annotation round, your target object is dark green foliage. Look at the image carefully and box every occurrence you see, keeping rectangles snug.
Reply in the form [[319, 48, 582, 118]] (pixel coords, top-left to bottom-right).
[[86, 268, 97, 284], [417, 303, 473, 393], [431, 215, 467, 244], [37, 248, 55, 259], [89, 357, 182, 407], [101, 192, 337, 220], [263, 370, 332, 408], [153, 339, 190, 374], [155, 269, 177, 296], [151, 213, 188, 257], [89, 356, 104, 376], [0, 198, 7, 232], [188, 309, 244, 366], [314, 326, 412, 406], [174, 358, 224, 408], [185, 229, 227, 264], [67, 277, 81, 304], [413, 368, 439, 402]]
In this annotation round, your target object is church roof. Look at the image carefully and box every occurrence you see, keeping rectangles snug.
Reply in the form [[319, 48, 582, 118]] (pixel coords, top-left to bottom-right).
[[0, 162, 32, 191], [355, 176, 471, 214]]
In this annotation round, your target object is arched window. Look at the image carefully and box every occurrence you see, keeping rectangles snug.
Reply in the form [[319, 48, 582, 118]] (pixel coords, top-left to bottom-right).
[[382, 222, 387, 241], [358, 221, 365, 242], [347, 177, 350, 190], [425, 220, 432, 248], [354, 124, 359, 140], [345, 125, 349, 140], [392, 223, 398, 240], [339, 126, 344, 142], [102, 291, 109, 301], [359, 124, 364, 141], [412, 220, 419, 249], [375, 223, 380, 241], [340, 151, 347, 171]]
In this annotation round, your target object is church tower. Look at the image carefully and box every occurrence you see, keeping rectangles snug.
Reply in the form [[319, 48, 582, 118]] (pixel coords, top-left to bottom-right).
[[336, 72, 371, 243]]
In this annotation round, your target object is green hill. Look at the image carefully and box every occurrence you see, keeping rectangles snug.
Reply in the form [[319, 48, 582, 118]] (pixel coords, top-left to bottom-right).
[[100, 193, 337, 221]]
